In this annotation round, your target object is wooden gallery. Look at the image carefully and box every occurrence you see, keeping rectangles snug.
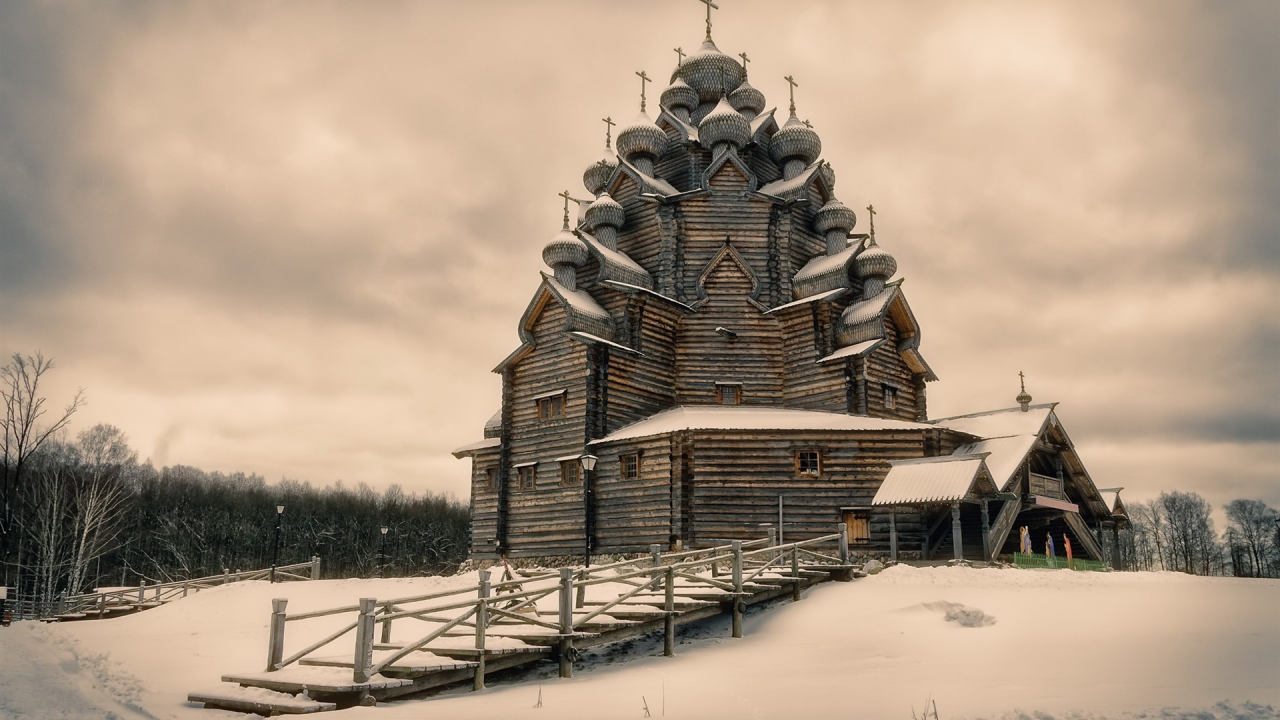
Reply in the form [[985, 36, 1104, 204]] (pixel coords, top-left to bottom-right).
[[454, 31, 1128, 566]]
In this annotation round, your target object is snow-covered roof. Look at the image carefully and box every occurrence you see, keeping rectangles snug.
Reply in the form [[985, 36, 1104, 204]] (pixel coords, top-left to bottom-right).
[[763, 287, 848, 315], [871, 454, 998, 506], [817, 339, 884, 365], [451, 437, 501, 458], [931, 403, 1057, 439], [792, 245, 859, 300], [757, 161, 825, 200], [590, 405, 934, 445], [579, 231, 654, 290], [1098, 488, 1126, 515], [544, 274, 615, 339], [953, 434, 1039, 491]]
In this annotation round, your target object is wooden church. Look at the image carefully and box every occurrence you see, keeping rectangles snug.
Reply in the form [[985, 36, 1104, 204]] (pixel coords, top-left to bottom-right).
[[454, 16, 1128, 566]]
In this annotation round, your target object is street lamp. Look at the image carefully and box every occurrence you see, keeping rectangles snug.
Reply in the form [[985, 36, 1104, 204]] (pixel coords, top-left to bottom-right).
[[270, 504, 284, 583], [579, 455, 598, 568], [379, 526, 389, 578]]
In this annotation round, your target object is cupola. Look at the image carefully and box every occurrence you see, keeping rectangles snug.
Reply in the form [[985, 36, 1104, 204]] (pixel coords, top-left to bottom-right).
[[661, 78, 699, 123], [584, 192, 625, 250], [583, 117, 619, 197], [813, 198, 856, 256], [543, 222, 589, 291], [671, 38, 746, 107], [698, 95, 751, 155], [729, 80, 765, 120], [769, 77, 821, 180], [1016, 372, 1033, 412]]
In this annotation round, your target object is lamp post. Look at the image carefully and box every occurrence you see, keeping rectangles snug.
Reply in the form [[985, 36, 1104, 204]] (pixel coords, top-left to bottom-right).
[[270, 504, 284, 583], [379, 526, 389, 578], [579, 455, 598, 567]]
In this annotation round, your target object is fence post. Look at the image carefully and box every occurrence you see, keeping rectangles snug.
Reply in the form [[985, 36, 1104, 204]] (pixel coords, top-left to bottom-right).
[[664, 565, 675, 657], [889, 511, 899, 562], [731, 540, 743, 639], [557, 568, 574, 679], [137, 580, 146, 604], [649, 543, 662, 568], [352, 598, 377, 683], [474, 569, 490, 691], [791, 546, 801, 601], [767, 527, 778, 564], [379, 602, 394, 644], [311, 556, 321, 581], [575, 569, 586, 609], [56, 592, 66, 616], [223, 569, 230, 585], [182, 582, 189, 598], [838, 523, 849, 565], [266, 598, 288, 671], [98, 593, 106, 618]]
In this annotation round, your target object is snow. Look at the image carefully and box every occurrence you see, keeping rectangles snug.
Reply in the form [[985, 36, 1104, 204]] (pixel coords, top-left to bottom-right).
[[762, 287, 849, 315], [872, 454, 993, 505], [954, 434, 1040, 491], [590, 405, 935, 445], [816, 338, 883, 364], [451, 437, 501, 457], [6, 568, 1280, 720], [933, 404, 1056, 440]]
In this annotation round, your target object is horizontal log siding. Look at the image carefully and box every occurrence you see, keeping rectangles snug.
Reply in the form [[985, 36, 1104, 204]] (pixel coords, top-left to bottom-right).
[[787, 197, 832, 282], [656, 133, 696, 192], [675, 255, 785, 404], [779, 304, 849, 412], [686, 429, 930, 550], [604, 300, 679, 432], [862, 320, 921, 423], [505, 301, 589, 557], [677, 169, 775, 301], [746, 145, 782, 185], [593, 435, 675, 553], [469, 447, 502, 557], [613, 177, 666, 277]]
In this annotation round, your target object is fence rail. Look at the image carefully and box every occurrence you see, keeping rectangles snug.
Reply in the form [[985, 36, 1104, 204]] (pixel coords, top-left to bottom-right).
[[1012, 552, 1107, 572]]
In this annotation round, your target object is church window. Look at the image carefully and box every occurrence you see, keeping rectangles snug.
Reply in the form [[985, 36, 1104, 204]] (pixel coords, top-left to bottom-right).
[[516, 464, 537, 490], [560, 461, 581, 487], [843, 510, 871, 544], [620, 453, 640, 480], [716, 382, 742, 404], [795, 450, 822, 477], [484, 468, 495, 491], [883, 385, 898, 409], [537, 393, 565, 420]]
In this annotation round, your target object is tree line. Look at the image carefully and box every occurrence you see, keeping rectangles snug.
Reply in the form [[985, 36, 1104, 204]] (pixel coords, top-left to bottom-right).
[[1110, 491, 1279, 577], [2, 353, 469, 607]]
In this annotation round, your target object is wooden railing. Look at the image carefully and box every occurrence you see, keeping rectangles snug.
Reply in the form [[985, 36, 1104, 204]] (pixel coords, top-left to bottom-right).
[[25, 558, 322, 620], [261, 527, 853, 688], [1029, 473, 1064, 500]]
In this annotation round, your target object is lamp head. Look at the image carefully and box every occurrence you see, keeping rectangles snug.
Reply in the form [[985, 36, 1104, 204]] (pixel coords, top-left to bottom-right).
[[276, 504, 285, 515], [579, 454, 598, 472], [381, 526, 389, 536]]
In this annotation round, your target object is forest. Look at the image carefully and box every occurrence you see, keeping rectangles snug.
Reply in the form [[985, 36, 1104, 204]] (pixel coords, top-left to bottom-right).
[[1, 353, 470, 610], [2, 352, 1278, 613]]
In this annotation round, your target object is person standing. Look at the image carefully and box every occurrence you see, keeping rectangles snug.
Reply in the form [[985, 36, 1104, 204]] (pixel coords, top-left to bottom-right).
[[1046, 532, 1056, 565], [1064, 534, 1074, 569]]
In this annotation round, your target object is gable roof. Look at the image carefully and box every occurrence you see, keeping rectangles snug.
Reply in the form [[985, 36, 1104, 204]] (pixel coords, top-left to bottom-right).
[[932, 403, 1057, 438], [953, 434, 1039, 492], [792, 242, 861, 300], [578, 231, 654, 290], [590, 405, 933, 445], [493, 275, 615, 372], [872, 454, 999, 505], [756, 160, 831, 201], [835, 282, 937, 381]]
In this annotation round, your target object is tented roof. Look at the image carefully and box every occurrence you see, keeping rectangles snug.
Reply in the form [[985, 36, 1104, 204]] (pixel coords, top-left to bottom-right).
[[871, 454, 998, 506], [591, 405, 933, 445]]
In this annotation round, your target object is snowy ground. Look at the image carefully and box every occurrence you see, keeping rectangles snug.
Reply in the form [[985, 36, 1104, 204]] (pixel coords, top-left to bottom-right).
[[3, 566, 1278, 720]]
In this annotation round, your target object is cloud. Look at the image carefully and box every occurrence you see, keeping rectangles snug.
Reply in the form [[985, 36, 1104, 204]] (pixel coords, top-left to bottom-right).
[[1, 1, 1276, 506]]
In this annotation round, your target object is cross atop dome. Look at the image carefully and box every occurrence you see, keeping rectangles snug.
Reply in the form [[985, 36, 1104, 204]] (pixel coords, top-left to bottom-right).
[[785, 74, 799, 115], [601, 116, 615, 149], [635, 70, 651, 112], [698, 0, 719, 40]]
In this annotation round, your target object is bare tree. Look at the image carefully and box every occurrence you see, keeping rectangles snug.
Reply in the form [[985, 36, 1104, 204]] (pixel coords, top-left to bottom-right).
[[65, 425, 136, 594], [1224, 499, 1279, 578], [1159, 491, 1217, 575], [1, 353, 86, 583]]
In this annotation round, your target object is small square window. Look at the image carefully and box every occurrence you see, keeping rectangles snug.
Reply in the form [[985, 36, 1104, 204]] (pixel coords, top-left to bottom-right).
[[537, 394, 565, 420], [795, 450, 822, 477], [883, 385, 897, 410], [560, 461, 581, 487], [620, 453, 640, 480], [516, 465, 537, 490], [716, 384, 741, 404]]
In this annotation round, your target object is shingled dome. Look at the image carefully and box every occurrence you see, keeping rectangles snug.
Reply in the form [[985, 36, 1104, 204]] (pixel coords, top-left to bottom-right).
[[616, 110, 669, 164], [542, 225, 589, 268], [769, 114, 822, 167], [660, 77, 699, 114], [671, 38, 747, 104], [855, 239, 897, 281], [729, 80, 765, 117], [699, 96, 751, 151], [583, 149, 618, 197], [814, 198, 856, 235], [584, 192, 626, 230]]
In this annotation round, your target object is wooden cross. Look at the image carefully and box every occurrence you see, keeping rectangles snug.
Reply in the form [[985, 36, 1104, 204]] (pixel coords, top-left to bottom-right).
[[1019, 371, 1027, 393], [802, 119, 813, 128], [674, 47, 686, 66], [784, 75, 799, 114], [601, 116, 615, 148], [558, 190, 572, 225], [698, 0, 719, 39], [865, 203, 876, 236], [739, 52, 750, 70], [636, 70, 651, 112]]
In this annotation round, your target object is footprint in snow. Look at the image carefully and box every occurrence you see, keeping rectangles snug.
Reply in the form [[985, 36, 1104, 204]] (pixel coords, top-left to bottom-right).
[[922, 601, 996, 627]]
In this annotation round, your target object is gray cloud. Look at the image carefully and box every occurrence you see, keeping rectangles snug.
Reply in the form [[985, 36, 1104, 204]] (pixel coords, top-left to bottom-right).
[[1, 1, 1276, 507]]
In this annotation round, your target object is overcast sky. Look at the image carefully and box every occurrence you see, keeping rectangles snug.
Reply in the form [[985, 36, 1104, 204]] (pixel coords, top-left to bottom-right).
[[1, 1, 1276, 510]]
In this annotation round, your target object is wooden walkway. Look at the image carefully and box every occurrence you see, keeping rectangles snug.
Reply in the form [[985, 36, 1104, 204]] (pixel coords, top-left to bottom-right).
[[35, 559, 321, 623], [188, 530, 860, 715]]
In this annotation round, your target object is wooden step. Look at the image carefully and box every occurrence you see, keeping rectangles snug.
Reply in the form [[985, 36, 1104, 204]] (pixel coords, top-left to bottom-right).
[[189, 685, 336, 714], [299, 650, 476, 675], [222, 667, 412, 694]]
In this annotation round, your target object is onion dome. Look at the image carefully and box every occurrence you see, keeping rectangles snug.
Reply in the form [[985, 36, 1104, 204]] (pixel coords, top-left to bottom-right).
[[584, 192, 625, 231], [543, 224, 589, 269], [1016, 373, 1033, 411], [729, 80, 765, 118], [671, 38, 746, 104], [583, 149, 618, 197], [660, 78, 699, 115], [698, 96, 751, 152], [855, 237, 897, 282], [814, 198, 856, 236], [769, 114, 822, 167], [616, 110, 668, 165]]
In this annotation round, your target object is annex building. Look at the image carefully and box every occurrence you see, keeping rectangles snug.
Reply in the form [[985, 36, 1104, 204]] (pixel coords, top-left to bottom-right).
[[454, 16, 1128, 565]]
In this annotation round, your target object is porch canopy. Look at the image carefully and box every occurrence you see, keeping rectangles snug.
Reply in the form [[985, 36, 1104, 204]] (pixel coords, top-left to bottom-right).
[[872, 453, 1002, 562]]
